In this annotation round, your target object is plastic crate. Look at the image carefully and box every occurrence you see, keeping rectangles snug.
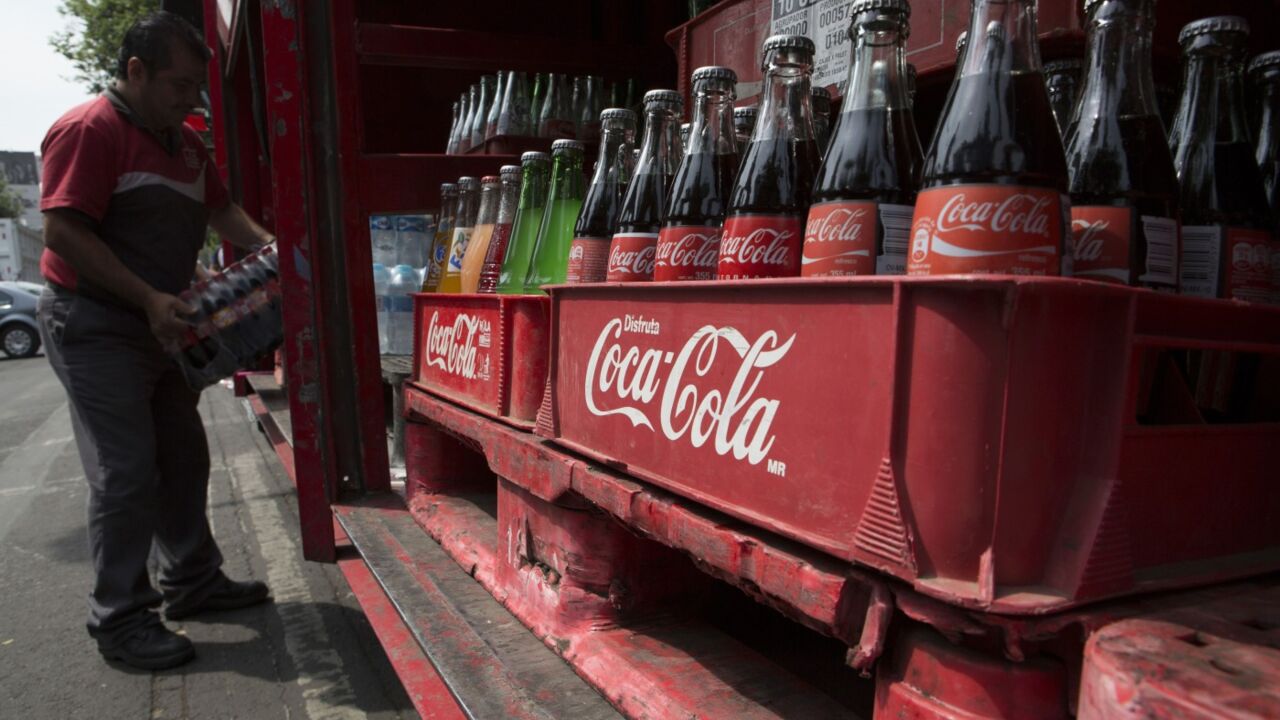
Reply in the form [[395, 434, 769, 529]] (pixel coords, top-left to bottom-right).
[[536, 277, 1280, 613], [412, 293, 549, 429]]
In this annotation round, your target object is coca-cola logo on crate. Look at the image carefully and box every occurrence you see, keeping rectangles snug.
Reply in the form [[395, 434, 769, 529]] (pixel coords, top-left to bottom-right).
[[583, 315, 795, 465], [425, 311, 492, 381]]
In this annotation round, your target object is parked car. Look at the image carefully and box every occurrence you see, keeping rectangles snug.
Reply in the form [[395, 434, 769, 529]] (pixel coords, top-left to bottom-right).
[[0, 281, 41, 358]]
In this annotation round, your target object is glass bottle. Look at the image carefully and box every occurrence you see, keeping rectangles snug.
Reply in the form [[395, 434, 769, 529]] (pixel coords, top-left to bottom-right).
[[1065, 0, 1179, 290], [657, 66, 739, 281], [908, 0, 1070, 277], [804, 0, 922, 277], [485, 71, 507, 140], [531, 73, 549, 131], [576, 76, 605, 142], [539, 73, 575, 139], [524, 140, 587, 292], [470, 75, 496, 150], [733, 104, 757, 153], [1044, 57, 1084, 140], [1251, 51, 1280, 217], [565, 110, 637, 283], [811, 85, 833, 154], [422, 182, 458, 291], [497, 70, 532, 137], [446, 100, 461, 154], [478, 165, 523, 293], [435, 176, 481, 293], [1169, 16, 1273, 302], [497, 152, 553, 293], [607, 91, 683, 282], [718, 35, 821, 279], [460, 175, 503, 293], [457, 86, 477, 154]]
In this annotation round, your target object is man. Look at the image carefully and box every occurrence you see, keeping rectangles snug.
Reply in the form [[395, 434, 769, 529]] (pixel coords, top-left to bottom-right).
[[37, 12, 275, 670]]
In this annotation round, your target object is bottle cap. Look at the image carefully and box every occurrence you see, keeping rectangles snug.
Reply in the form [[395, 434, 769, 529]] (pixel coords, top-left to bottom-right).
[[761, 34, 816, 57], [849, 0, 911, 38], [457, 176, 479, 190], [734, 105, 758, 120], [1178, 16, 1249, 46], [600, 108, 638, 123], [500, 165, 521, 180], [520, 151, 550, 164], [480, 175, 501, 185], [849, 0, 910, 17], [1044, 58, 1084, 75], [440, 182, 458, 194], [643, 89, 683, 108], [551, 139, 584, 152], [1249, 50, 1280, 75], [691, 65, 738, 84]]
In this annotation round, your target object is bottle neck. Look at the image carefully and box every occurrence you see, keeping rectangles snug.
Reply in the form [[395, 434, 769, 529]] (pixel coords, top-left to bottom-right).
[[1258, 76, 1280, 156], [687, 84, 737, 155], [440, 194, 457, 224], [518, 164, 550, 209], [497, 181, 519, 223], [476, 187, 500, 225], [456, 190, 479, 227], [635, 107, 675, 174], [1076, 0, 1159, 123], [842, 22, 910, 112], [590, 128, 632, 185], [756, 51, 815, 142], [1171, 49, 1251, 153], [550, 152, 585, 199], [961, 0, 1042, 78]]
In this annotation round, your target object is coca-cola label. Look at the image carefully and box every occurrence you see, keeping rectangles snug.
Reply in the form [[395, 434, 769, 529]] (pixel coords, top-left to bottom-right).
[[802, 200, 877, 276], [717, 214, 803, 279], [566, 236, 610, 284], [655, 225, 721, 281], [583, 315, 795, 465], [606, 233, 658, 282], [908, 185, 1064, 276], [424, 310, 493, 382], [1070, 205, 1131, 284], [1225, 227, 1273, 303]]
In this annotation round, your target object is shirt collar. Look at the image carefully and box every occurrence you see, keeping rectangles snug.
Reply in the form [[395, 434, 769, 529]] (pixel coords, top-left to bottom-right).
[[105, 87, 180, 155]]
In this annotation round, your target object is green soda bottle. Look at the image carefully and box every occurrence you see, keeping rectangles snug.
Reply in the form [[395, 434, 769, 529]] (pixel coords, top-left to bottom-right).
[[496, 152, 552, 293], [523, 140, 585, 292]]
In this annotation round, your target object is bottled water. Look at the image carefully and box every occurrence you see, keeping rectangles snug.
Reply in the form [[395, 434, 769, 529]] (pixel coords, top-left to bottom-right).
[[388, 264, 419, 355], [373, 263, 391, 353], [370, 215, 397, 266]]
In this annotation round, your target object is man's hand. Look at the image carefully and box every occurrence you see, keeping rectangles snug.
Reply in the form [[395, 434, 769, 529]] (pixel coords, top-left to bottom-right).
[[144, 291, 196, 349]]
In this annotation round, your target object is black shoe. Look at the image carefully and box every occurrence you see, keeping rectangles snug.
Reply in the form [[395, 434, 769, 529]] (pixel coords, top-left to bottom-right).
[[99, 623, 195, 671], [165, 577, 271, 620]]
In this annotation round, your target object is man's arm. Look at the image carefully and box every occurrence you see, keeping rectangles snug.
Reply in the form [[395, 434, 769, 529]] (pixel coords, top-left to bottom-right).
[[208, 202, 274, 251], [44, 209, 193, 344]]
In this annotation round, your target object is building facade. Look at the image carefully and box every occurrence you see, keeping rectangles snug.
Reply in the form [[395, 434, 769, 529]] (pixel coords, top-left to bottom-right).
[[0, 219, 44, 283], [0, 151, 42, 231]]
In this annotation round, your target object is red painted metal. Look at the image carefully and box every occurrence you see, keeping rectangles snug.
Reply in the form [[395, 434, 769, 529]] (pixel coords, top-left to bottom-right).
[[257, 0, 338, 562], [247, 391, 296, 487], [538, 277, 1280, 613], [874, 625, 1070, 720], [412, 293, 550, 429]]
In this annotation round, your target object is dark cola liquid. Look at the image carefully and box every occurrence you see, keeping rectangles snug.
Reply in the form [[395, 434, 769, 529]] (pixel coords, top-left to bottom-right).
[[616, 169, 667, 234], [666, 151, 739, 225], [814, 107, 922, 204], [728, 137, 820, 214], [1182, 140, 1273, 228], [924, 70, 1068, 191], [575, 177, 622, 238]]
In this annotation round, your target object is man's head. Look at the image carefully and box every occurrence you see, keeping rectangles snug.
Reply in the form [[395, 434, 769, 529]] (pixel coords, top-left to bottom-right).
[[115, 12, 211, 132]]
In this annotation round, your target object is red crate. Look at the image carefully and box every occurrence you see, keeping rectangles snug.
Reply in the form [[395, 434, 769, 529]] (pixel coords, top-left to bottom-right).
[[412, 293, 549, 429], [537, 277, 1280, 613]]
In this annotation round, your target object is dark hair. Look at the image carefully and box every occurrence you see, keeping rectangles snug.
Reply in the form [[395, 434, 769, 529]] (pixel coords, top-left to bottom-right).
[[116, 11, 212, 79]]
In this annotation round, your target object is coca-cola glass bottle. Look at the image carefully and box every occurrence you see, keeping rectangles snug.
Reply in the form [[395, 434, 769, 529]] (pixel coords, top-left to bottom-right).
[[733, 105, 757, 153], [540, 73, 576, 140], [804, 0, 922, 277], [485, 71, 507, 140], [477, 165, 522, 293], [471, 75, 496, 150], [1169, 16, 1273, 302], [1044, 57, 1083, 139], [524, 139, 587, 292], [1252, 52, 1280, 216], [496, 70, 532, 137], [497, 152, 552, 293], [607, 90, 683, 282], [575, 76, 605, 142], [565, 110, 636, 283], [436, 176, 481, 293], [423, 182, 458, 292], [908, 0, 1070, 277], [1065, 0, 1179, 290], [531, 73, 549, 130], [458, 86, 477, 153], [811, 85, 833, 153], [657, 66, 739, 282], [718, 35, 821, 279], [446, 100, 460, 154], [906, 63, 918, 108]]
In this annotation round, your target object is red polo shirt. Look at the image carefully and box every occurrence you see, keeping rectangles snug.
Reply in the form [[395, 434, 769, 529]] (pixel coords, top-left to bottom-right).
[[39, 88, 229, 297]]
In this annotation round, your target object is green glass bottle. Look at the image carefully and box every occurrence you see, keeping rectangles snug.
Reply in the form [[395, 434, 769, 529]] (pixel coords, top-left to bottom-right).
[[523, 139, 585, 292], [496, 152, 552, 293]]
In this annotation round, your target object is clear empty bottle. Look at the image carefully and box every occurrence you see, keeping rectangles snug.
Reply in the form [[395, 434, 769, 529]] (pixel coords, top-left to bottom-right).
[[387, 264, 419, 355], [471, 75, 497, 150], [486, 71, 507, 140], [446, 100, 461, 154], [458, 84, 479, 154], [496, 70, 532, 137], [575, 75, 605, 142], [540, 73, 575, 139]]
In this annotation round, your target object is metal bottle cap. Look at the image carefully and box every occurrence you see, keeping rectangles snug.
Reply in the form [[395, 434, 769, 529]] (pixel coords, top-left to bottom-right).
[[440, 182, 458, 194], [761, 34, 816, 57], [457, 176, 479, 191], [600, 108, 638, 123], [1249, 50, 1280, 75], [643, 89, 683, 108], [480, 175, 501, 185], [1178, 16, 1249, 46], [691, 66, 738, 84], [500, 165, 521, 181], [551, 139, 584, 152], [849, 0, 910, 17], [520, 151, 550, 164]]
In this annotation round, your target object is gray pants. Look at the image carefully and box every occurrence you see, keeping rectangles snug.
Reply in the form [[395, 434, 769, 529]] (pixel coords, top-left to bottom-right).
[[38, 287, 224, 645]]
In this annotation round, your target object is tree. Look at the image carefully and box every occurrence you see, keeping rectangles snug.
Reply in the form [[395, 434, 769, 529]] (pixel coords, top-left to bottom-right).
[[0, 176, 21, 220], [50, 0, 159, 95]]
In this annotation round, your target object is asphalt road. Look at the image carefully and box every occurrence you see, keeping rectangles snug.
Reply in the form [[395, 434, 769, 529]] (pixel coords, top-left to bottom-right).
[[0, 355, 417, 719]]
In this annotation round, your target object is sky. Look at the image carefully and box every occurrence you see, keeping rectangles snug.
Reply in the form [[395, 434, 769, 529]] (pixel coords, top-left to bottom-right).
[[0, 1, 96, 155]]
